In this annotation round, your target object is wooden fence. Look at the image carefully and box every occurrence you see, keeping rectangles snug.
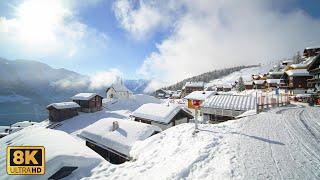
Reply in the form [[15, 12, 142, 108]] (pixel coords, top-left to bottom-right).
[[257, 93, 290, 112]]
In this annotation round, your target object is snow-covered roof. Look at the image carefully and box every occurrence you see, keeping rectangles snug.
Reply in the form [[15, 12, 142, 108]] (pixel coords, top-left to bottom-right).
[[305, 46, 320, 50], [0, 127, 103, 179], [289, 64, 308, 69], [266, 79, 281, 84], [47, 102, 80, 110], [253, 80, 266, 85], [244, 81, 253, 85], [285, 69, 312, 77], [11, 121, 37, 128], [203, 95, 256, 111], [79, 118, 161, 157], [184, 91, 216, 101], [268, 71, 284, 75], [184, 82, 205, 88], [71, 93, 101, 101], [108, 83, 132, 93], [132, 103, 193, 124]]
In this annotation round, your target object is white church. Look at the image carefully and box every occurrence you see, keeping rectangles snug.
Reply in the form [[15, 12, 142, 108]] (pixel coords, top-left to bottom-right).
[[106, 80, 133, 99]]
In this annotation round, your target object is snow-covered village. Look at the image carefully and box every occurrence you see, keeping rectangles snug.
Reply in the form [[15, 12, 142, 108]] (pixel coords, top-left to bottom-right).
[[1, 0, 320, 180]]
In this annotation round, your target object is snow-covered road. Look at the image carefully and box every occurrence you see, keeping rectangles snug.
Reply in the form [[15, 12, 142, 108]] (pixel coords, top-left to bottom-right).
[[84, 105, 320, 180], [232, 105, 320, 179]]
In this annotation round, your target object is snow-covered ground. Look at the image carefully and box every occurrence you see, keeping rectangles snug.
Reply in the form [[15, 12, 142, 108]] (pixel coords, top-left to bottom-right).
[[84, 105, 320, 180]]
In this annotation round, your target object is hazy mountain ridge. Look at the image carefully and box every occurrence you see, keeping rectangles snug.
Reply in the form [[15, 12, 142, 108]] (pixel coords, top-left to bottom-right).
[[0, 58, 149, 124]]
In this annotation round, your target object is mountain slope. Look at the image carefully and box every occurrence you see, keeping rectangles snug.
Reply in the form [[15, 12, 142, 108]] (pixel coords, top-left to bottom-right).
[[162, 65, 258, 91]]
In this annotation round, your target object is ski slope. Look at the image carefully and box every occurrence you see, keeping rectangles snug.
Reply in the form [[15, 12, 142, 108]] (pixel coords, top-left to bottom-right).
[[84, 105, 320, 180]]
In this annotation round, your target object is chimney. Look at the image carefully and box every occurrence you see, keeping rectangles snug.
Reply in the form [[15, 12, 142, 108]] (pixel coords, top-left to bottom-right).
[[112, 121, 119, 131]]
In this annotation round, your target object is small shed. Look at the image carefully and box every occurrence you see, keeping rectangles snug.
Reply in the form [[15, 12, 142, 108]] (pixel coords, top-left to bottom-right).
[[202, 95, 256, 122], [46, 102, 80, 122], [244, 81, 253, 90], [184, 91, 216, 109], [106, 83, 133, 99], [78, 118, 161, 164], [71, 93, 103, 113], [132, 103, 194, 130]]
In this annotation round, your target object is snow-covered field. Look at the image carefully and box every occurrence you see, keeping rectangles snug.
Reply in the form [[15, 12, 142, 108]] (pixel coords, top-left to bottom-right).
[[206, 63, 274, 87], [84, 105, 320, 180]]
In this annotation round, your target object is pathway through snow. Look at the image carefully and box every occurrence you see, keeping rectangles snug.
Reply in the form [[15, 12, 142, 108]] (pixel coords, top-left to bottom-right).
[[84, 105, 320, 179]]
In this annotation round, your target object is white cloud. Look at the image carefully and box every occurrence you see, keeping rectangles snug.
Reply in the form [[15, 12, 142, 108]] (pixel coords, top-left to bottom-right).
[[0, 0, 107, 57], [114, 0, 320, 89], [113, 0, 182, 39], [53, 68, 123, 90], [89, 69, 123, 89]]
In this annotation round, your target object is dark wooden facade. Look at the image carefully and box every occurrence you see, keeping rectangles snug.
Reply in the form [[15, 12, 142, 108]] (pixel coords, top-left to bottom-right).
[[185, 86, 204, 94], [155, 89, 169, 99], [303, 47, 320, 58], [253, 81, 266, 89], [307, 55, 320, 91], [73, 95, 103, 113], [245, 84, 253, 90], [85, 140, 128, 164], [47, 107, 78, 122]]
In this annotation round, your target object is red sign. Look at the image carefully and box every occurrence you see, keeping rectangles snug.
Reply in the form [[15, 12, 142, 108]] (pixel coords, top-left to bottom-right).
[[192, 100, 201, 107]]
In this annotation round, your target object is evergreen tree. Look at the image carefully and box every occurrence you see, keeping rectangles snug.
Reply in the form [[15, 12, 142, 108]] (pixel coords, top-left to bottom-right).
[[236, 76, 245, 92]]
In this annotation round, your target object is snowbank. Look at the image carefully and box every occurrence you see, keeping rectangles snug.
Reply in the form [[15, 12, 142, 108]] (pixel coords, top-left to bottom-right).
[[85, 122, 238, 180], [103, 94, 162, 111]]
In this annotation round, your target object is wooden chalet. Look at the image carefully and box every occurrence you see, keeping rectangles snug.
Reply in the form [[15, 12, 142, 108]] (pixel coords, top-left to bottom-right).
[[132, 103, 194, 130], [182, 82, 205, 97], [307, 55, 320, 93], [79, 118, 161, 164], [71, 93, 103, 113], [46, 102, 80, 122], [280, 69, 312, 95], [253, 80, 266, 89], [266, 79, 280, 89], [155, 89, 172, 99], [303, 47, 320, 58]]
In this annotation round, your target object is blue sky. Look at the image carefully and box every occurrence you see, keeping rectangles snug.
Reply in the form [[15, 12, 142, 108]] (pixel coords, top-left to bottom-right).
[[1, 0, 320, 91]]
